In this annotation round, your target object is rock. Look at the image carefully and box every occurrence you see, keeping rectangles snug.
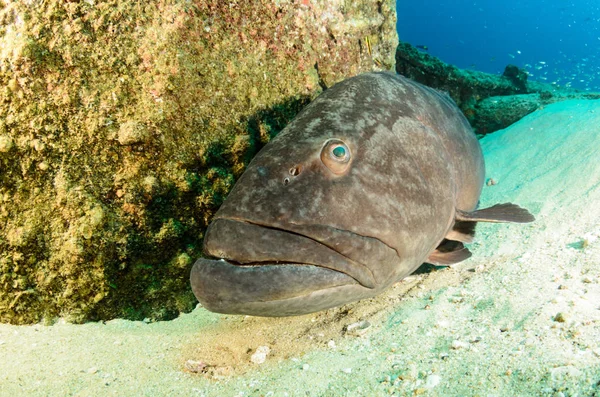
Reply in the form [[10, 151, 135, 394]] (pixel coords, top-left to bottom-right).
[[502, 64, 528, 91], [184, 360, 207, 373], [0, 135, 14, 153], [424, 374, 441, 389], [346, 320, 372, 337], [395, 41, 531, 109], [553, 312, 568, 323], [0, 0, 397, 324], [117, 122, 149, 146], [395, 41, 600, 135], [549, 365, 581, 382], [451, 340, 469, 350], [250, 345, 271, 365], [471, 94, 542, 134]]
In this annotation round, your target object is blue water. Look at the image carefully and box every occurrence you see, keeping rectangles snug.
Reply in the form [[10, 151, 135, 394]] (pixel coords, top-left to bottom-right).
[[397, 0, 600, 91]]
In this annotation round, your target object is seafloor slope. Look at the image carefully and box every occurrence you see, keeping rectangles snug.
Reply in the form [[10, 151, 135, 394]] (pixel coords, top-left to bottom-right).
[[1, 99, 599, 396]]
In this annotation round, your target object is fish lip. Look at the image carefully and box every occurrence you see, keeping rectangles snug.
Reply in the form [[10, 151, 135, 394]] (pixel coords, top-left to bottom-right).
[[190, 258, 365, 316], [203, 217, 377, 289]]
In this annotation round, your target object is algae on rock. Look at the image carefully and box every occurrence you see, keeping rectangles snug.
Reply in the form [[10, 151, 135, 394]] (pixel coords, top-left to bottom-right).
[[0, 0, 398, 324]]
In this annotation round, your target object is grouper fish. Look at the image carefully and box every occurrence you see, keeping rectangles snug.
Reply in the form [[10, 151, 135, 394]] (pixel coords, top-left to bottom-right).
[[190, 72, 534, 316]]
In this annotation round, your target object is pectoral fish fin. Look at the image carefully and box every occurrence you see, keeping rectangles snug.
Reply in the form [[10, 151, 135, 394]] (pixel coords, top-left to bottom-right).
[[456, 203, 535, 224], [427, 240, 472, 265], [445, 220, 476, 243]]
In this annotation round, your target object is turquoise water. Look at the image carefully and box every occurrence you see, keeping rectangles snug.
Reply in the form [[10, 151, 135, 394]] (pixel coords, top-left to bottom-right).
[[397, 0, 600, 91]]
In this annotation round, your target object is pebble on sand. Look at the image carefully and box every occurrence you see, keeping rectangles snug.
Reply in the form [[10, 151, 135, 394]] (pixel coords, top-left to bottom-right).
[[250, 345, 271, 364], [553, 312, 568, 323], [451, 340, 470, 350], [424, 374, 441, 389], [346, 320, 371, 336], [185, 360, 207, 373]]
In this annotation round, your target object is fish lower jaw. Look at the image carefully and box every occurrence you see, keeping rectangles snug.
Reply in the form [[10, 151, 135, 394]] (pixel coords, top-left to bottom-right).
[[190, 257, 379, 317], [210, 255, 375, 288]]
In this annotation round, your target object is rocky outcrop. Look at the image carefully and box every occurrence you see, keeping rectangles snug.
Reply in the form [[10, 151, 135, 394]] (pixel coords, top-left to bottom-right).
[[395, 41, 600, 134], [472, 91, 600, 134], [0, 0, 397, 324], [395, 42, 532, 107], [471, 94, 541, 134]]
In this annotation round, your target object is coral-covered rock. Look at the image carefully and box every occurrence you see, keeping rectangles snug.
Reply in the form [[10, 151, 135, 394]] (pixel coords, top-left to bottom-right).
[[472, 94, 541, 135], [472, 91, 600, 135], [0, 0, 397, 324], [395, 41, 527, 109], [502, 64, 528, 92], [395, 41, 600, 134]]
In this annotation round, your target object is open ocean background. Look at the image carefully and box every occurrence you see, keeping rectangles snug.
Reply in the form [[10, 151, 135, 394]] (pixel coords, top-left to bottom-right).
[[397, 0, 600, 91]]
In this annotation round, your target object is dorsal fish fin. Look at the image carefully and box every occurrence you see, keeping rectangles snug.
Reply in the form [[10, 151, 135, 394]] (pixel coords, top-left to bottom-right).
[[427, 240, 472, 265], [445, 220, 477, 243], [456, 203, 535, 224]]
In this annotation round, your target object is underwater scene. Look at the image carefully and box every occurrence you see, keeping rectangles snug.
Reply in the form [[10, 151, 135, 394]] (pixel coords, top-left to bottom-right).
[[0, 1, 599, 396], [398, 0, 600, 91]]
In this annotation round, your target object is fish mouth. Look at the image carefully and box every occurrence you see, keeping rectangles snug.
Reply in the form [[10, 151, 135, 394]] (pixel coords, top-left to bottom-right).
[[190, 218, 381, 316]]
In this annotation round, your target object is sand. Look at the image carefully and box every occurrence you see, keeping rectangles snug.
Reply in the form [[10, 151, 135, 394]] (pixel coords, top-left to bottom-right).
[[2, 99, 600, 396]]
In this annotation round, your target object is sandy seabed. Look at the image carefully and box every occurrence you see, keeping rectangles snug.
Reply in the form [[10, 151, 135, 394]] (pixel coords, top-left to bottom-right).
[[2, 99, 600, 396]]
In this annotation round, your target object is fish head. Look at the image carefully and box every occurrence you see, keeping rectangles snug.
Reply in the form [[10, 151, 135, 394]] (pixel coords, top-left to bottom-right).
[[191, 73, 454, 316]]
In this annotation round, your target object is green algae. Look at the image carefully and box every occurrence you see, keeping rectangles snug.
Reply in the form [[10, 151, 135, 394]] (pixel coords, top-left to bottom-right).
[[0, 0, 397, 324]]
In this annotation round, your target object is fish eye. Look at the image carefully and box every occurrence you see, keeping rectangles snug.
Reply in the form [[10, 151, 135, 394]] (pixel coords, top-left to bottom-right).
[[321, 139, 351, 175], [332, 145, 346, 159]]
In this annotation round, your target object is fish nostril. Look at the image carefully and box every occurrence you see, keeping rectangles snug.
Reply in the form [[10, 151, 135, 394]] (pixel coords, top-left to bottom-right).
[[289, 165, 301, 176], [283, 177, 290, 186]]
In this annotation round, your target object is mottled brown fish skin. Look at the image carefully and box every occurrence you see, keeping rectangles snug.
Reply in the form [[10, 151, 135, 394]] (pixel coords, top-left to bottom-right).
[[191, 72, 487, 316]]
